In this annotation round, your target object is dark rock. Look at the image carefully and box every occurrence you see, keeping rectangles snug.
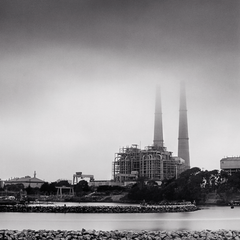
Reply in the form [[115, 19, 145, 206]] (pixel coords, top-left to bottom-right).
[[2, 229, 240, 240]]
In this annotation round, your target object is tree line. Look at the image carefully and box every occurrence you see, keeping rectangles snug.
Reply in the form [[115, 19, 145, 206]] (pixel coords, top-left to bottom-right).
[[127, 167, 240, 204], [1, 168, 240, 204], [0, 179, 124, 198]]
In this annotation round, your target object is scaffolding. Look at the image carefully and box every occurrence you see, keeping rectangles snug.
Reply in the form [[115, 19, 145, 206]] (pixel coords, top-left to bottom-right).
[[140, 145, 179, 180], [113, 144, 182, 182], [113, 144, 140, 182]]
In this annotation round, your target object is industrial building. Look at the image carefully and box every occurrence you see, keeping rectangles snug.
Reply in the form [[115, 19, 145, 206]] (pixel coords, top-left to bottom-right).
[[4, 171, 45, 188], [220, 157, 240, 174], [112, 83, 190, 183]]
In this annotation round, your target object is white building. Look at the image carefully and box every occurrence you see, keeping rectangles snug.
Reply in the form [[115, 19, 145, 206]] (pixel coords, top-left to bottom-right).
[[4, 172, 45, 188], [220, 157, 240, 174]]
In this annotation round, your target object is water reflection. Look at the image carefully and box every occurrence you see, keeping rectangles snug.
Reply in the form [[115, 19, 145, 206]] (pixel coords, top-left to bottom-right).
[[1, 205, 240, 231]]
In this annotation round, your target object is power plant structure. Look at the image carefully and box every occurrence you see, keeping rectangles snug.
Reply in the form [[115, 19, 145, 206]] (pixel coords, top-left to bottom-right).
[[178, 82, 190, 171], [112, 84, 190, 183]]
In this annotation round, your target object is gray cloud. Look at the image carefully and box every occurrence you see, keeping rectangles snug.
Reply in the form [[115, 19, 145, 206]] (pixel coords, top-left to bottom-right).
[[0, 0, 239, 181]]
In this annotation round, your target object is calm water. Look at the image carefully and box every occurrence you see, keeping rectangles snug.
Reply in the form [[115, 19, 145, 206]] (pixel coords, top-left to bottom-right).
[[1, 203, 240, 231]]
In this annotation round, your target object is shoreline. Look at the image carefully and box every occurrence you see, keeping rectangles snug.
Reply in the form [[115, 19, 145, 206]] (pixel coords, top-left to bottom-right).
[[1, 229, 239, 239], [0, 204, 198, 213]]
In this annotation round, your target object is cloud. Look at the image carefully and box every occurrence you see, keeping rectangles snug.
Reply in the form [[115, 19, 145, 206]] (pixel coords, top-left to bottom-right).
[[0, 0, 239, 181]]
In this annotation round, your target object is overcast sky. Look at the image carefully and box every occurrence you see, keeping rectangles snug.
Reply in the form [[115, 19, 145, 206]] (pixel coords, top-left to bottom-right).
[[0, 0, 239, 182]]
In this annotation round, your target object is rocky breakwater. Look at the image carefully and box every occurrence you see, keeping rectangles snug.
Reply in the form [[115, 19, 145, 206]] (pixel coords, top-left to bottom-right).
[[1, 229, 240, 240], [0, 204, 198, 213]]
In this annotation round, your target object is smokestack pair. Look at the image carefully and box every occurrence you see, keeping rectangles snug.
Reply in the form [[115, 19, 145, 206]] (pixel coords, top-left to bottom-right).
[[153, 83, 190, 169]]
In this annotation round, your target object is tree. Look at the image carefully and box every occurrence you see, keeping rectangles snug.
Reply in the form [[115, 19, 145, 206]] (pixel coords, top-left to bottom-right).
[[25, 185, 33, 195], [75, 180, 89, 196], [147, 180, 158, 187], [128, 183, 147, 201], [179, 167, 201, 179], [40, 182, 50, 194], [56, 180, 71, 187], [5, 184, 24, 192], [162, 181, 178, 201], [48, 182, 57, 195], [163, 167, 203, 203], [128, 178, 162, 202], [127, 167, 240, 204]]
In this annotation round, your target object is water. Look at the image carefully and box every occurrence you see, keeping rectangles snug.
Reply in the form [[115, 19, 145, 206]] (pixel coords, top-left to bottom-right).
[[1, 204, 240, 231]]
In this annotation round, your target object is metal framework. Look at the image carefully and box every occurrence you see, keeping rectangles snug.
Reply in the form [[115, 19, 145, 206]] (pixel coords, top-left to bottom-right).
[[113, 144, 182, 182], [113, 144, 140, 182], [56, 186, 74, 198], [73, 172, 94, 185]]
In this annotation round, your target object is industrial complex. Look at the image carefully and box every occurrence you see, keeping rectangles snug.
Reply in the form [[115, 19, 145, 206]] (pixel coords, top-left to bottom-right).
[[112, 83, 190, 184], [1, 84, 191, 189], [2, 83, 240, 190]]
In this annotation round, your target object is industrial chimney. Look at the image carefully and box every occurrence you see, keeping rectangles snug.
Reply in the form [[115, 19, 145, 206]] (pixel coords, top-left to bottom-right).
[[178, 82, 190, 169], [153, 86, 164, 148]]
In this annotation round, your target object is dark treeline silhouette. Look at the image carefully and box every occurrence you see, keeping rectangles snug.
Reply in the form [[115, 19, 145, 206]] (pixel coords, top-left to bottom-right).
[[127, 168, 240, 204], [1, 169, 240, 204]]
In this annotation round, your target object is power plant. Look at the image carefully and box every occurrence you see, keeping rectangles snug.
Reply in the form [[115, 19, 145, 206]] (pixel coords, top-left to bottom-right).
[[2, 84, 191, 188], [112, 83, 190, 183]]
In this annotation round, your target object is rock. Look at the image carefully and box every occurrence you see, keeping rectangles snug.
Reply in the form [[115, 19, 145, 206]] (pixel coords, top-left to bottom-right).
[[0, 204, 198, 214], [1, 229, 240, 240]]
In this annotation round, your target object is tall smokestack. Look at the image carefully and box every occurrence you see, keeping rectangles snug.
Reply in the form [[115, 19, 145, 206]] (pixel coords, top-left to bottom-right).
[[153, 86, 164, 148], [178, 82, 190, 169]]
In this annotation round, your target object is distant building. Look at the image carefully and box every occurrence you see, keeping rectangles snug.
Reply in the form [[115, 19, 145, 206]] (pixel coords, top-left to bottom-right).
[[88, 180, 122, 187], [220, 157, 240, 174], [0, 179, 4, 188], [4, 171, 45, 188]]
